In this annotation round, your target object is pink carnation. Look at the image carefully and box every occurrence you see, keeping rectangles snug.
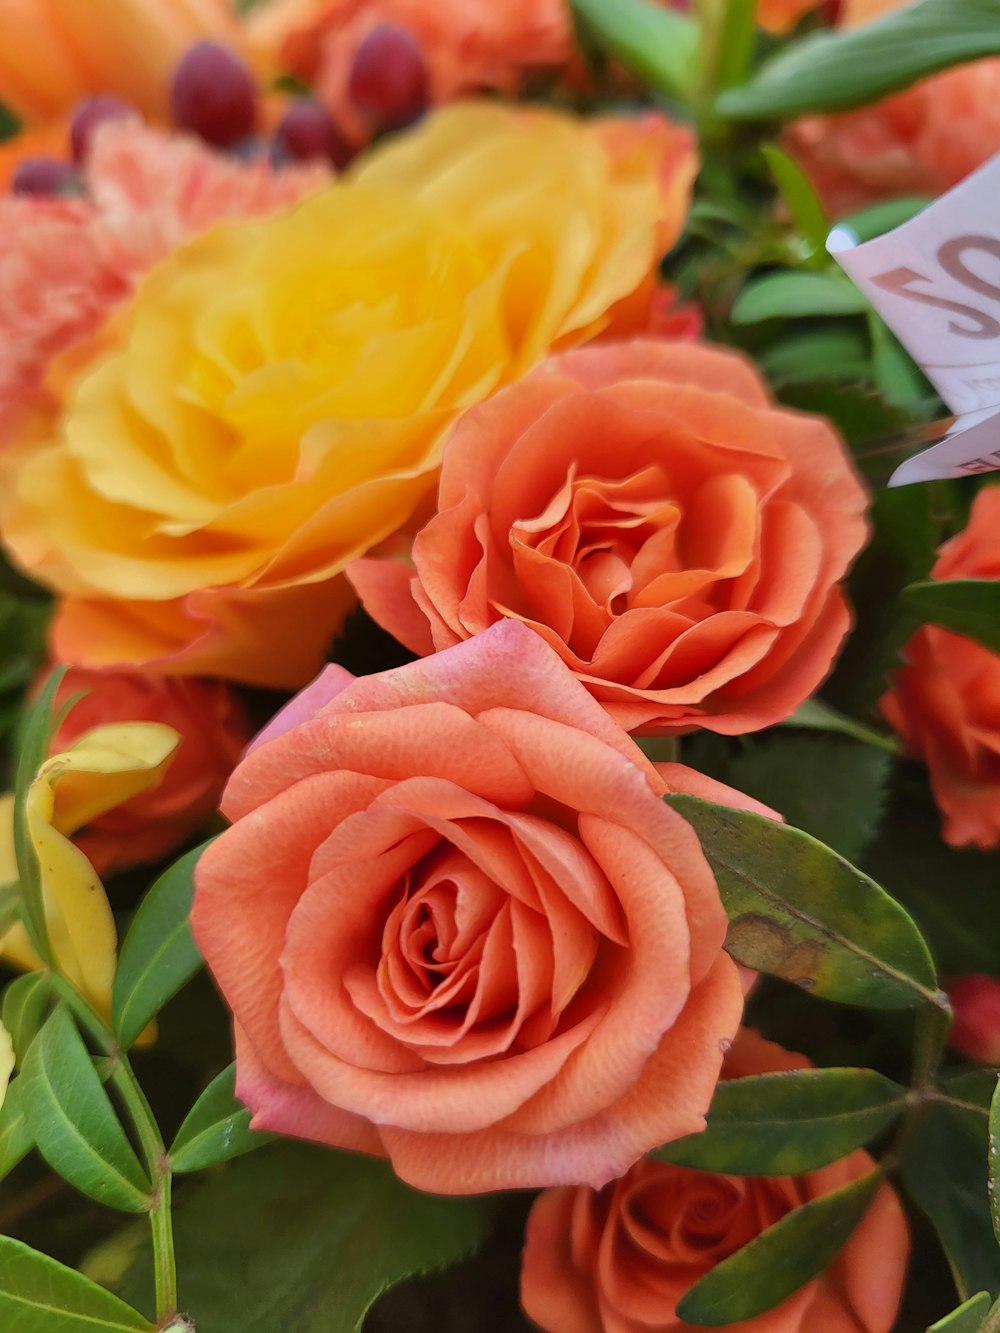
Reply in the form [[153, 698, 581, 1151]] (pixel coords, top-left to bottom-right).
[[0, 121, 328, 442]]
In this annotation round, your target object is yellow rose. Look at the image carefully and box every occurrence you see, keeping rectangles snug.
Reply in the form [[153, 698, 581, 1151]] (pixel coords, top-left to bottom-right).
[[1, 103, 696, 689], [0, 721, 178, 1018]]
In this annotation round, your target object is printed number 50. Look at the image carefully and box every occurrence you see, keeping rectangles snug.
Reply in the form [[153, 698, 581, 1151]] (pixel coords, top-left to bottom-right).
[[871, 234, 1000, 340]]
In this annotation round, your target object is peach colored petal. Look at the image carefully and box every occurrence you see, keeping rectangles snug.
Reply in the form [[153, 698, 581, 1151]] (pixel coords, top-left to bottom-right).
[[192, 770, 390, 1081], [378, 951, 743, 1193], [234, 1022, 385, 1158]]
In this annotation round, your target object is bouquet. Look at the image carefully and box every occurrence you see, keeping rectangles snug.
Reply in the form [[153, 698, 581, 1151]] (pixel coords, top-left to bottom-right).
[[0, 0, 998, 1330]]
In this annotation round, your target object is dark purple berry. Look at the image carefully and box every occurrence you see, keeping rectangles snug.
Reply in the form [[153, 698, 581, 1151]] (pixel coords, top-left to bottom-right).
[[69, 94, 134, 163], [274, 98, 353, 169], [170, 40, 257, 148], [347, 25, 428, 134], [12, 157, 81, 197]]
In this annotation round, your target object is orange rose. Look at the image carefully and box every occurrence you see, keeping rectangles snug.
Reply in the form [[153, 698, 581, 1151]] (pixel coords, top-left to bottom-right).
[[49, 666, 251, 875], [0, 0, 244, 123], [881, 486, 1000, 850], [350, 340, 868, 735], [520, 1028, 909, 1333], [784, 0, 1000, 213], [191, 620, 744, 1193], [249, 0, 570, 143]]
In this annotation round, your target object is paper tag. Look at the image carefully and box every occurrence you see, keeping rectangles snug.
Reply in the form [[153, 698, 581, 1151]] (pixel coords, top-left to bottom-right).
[[828, 152, 1000, 484], [888, 407, 1000, 486]]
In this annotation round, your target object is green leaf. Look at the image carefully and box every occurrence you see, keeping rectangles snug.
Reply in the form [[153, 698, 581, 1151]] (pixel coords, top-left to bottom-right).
[[903, 1080, 1000, 1301], [0, 1234, 153, 1331], [989, 1076, 1000, 1246], [869, 313, 929, 408], [777, 379, 918, 455], [12, 666, 66, 963], [666, 794, 941, 1009], [654, 1066, 907, 1174], [928, 1292, 992, 1332], [863, 789, 1000, 976], [569, 0, 699, 101], [839, 195, 934, 243], [825, 483, 953, 713], [717, 0, 1000, 120], [169, 1064, 270, 1174], [0, 883, 18, 936], [903, 579, 1000, 654], [20, 1006, 151, 1213], [118, 1142, 496, 1332], [0, 591, 51, 701], [675, 1168, 882, 1324], [732, 270, 868, 324], [761, 145, 828, 253], [723, 734, 892, 863], [112, 841, 208, 1051], [758, 328, 870, 386], [784, 698, 901, 754], [2, 972, 51, 1066], [0, 1080, 33, 1182]]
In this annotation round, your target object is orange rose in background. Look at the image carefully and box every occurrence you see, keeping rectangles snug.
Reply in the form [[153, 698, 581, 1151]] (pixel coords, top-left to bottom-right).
[[248, 0, 571, 143], [881, 486, 1000, 850], [351, 340, 868, 735], [0, 103, 694, 690], [0, 0, 243, 123], [248, 0, 819, 151], [520, 1028, 909, 1333], [784, 0, 1000, 213], [49, 666, 251, 875], [191, 621, 744, 1194]]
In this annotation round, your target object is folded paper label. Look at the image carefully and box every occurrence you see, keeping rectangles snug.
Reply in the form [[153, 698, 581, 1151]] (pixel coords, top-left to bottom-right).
[[829, 153, 1000, 485]]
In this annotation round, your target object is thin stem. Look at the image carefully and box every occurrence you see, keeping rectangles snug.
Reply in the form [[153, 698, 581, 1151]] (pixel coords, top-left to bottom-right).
[[150, 1170, 177, 1324], [47, 975, 178, 1321], [912, 998, 953, 1093]]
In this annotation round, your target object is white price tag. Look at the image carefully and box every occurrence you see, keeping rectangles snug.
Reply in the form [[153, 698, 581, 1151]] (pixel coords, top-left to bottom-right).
[[828, 152, 1000, 485]]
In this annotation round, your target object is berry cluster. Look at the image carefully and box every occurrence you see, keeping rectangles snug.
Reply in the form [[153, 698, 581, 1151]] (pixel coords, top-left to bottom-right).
[[9, 28, 431, 199]]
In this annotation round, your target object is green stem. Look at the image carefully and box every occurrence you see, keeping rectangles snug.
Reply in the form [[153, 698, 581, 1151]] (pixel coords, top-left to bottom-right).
[[982, 1297, 1000, 1333], [48, 975, 177, 1322], [886, 997, 955, 1171], [912, 997, 953, 1093]]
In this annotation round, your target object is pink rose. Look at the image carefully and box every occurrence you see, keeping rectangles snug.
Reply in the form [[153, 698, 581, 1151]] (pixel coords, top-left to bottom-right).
[[192, 622, 744, 1193]]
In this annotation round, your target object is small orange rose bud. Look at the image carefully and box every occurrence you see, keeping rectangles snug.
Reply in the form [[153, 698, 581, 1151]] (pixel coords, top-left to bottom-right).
[[947, 974, 1000, 1064]]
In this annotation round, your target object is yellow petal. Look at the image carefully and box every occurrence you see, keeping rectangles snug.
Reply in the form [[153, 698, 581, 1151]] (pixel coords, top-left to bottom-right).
[[0, 721, 180, 1019], [25, 794, 118, 1015], [42, 722, 180, 836], [0, 1019, 12, 1111]]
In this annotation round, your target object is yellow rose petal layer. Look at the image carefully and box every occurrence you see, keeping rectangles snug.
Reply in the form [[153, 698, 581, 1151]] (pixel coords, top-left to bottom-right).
[[1, 102, 695, 688]]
